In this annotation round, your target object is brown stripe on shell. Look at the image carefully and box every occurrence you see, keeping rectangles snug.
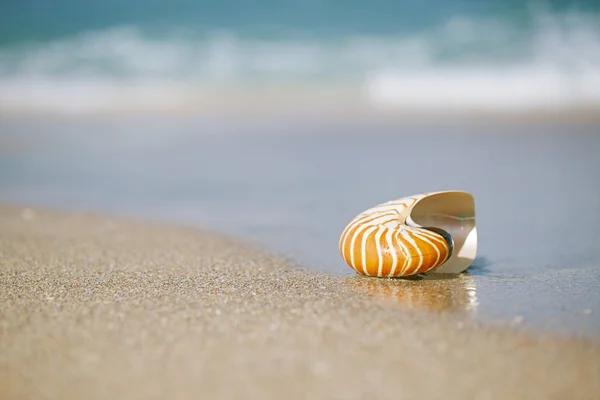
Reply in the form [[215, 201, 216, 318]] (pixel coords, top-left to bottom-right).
[[339, 197, 452, 278]]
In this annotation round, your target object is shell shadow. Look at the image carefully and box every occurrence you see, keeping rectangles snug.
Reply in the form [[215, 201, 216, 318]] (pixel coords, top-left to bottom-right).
[[465, 255, 494, 276]]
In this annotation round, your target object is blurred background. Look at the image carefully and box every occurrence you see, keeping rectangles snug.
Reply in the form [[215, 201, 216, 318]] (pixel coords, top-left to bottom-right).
[[1, 1, 600, 336], [0, 0, 599, 115]]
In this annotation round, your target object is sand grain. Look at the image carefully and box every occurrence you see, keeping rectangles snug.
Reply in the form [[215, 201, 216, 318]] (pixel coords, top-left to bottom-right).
[[1, 205, 599, 400]]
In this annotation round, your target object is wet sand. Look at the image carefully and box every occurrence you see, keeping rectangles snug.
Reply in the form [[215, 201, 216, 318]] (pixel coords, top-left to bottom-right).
[[1, 205, 599, 400]]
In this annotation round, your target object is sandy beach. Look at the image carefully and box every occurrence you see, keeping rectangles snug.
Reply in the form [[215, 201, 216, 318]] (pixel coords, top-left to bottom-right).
[[3, 2, 600, 398], [1, 204, 599, 400]]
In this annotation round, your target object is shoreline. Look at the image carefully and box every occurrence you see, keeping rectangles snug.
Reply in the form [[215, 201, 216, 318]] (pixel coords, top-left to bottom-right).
[[1, 203, 599, 399], [2, 88, 600, 125], [2, 201, 600, 340], [3, 109, 600, 126]]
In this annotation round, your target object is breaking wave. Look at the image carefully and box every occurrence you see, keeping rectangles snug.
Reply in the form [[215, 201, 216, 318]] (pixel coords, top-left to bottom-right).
[[1, 8, 599, 114]]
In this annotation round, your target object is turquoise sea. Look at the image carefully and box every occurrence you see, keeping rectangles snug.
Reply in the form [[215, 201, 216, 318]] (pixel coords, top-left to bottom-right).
[[1, 1, 599, 114]]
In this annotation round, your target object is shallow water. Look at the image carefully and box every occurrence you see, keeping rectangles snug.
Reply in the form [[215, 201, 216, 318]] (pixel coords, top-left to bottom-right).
[[1, 115, 599, 337]]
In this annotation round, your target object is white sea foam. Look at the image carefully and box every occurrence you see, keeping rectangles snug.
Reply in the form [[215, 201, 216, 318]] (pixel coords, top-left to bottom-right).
[[364, 9, 600, 112], [1, 9, 599, 115], [363, 65, 600, 112]]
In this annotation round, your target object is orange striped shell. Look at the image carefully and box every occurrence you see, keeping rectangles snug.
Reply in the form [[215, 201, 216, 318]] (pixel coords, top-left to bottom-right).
[[339, 195, 453, 278]]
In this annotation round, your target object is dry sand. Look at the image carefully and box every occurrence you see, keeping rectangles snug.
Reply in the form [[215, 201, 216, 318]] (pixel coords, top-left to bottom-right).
[[1, 205, 599, 400]]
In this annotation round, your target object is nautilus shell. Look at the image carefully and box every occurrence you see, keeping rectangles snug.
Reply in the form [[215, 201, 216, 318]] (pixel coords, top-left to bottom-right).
[[339, 191, 477, 277]]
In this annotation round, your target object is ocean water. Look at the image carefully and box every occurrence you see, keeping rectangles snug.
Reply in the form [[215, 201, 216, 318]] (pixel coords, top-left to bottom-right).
[[1, 1, 600, 114]]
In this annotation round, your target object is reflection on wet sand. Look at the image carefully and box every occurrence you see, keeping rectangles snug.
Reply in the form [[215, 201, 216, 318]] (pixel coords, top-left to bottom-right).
[[346, 273, 478, 314]]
